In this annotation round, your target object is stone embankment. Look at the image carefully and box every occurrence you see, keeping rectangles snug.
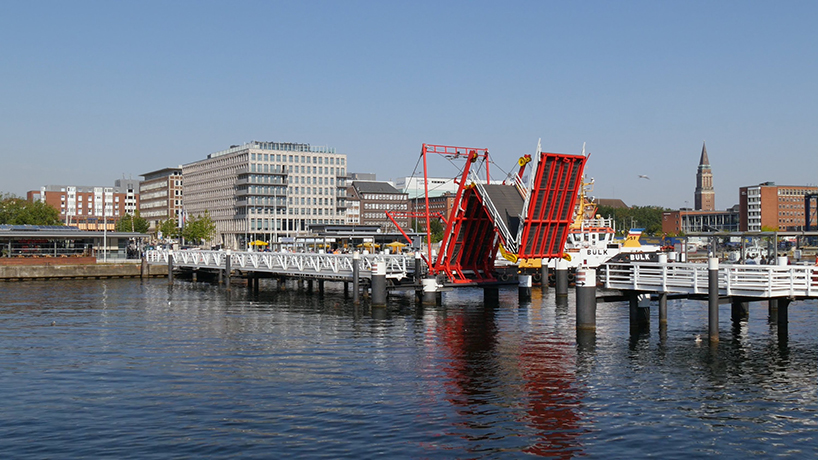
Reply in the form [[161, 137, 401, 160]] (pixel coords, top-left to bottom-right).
[[0, 257, 168, 281]]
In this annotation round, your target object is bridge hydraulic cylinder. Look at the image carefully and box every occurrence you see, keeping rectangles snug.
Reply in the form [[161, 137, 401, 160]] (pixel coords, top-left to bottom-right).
[[371, 261, 387, 306], [708, 257, 719, 342], [576, 267, 597, 331]]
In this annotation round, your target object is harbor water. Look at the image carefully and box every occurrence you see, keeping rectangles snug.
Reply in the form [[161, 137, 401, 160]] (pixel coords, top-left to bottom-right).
[[1, 278, 816, 458]]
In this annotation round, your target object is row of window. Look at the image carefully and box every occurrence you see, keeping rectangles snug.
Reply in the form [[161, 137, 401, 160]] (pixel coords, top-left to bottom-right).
[[250, 152, 345, 166], [362, 194, 406, 200], [363, 203, 408, 210]]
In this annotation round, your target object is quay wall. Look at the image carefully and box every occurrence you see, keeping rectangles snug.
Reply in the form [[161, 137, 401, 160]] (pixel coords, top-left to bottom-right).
[[0, 261, 168, 281]]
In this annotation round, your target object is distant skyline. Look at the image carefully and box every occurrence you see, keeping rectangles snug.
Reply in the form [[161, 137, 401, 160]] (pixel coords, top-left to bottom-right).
[[2, 1, 817, 210]]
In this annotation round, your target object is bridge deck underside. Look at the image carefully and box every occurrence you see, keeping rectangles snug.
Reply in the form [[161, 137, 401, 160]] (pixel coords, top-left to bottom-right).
[[438, 189, 498, 284], [519, 153, 586, 259]]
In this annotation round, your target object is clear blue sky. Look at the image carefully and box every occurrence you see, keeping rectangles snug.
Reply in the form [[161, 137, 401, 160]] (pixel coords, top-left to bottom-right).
[[2, 1, 816, 209]]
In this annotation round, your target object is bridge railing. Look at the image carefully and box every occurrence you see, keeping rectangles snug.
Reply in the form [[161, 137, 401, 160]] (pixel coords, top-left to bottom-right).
[[601, 262, 818, 298], [146, 249, 415, 280]]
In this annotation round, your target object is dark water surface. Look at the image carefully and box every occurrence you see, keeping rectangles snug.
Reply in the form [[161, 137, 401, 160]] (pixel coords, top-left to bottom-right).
[[0, 279, 815, 458]]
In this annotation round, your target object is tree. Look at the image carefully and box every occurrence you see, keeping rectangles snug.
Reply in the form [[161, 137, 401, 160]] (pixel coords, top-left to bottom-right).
[[0, 193, 62, 225], [158, 218, 179, 240], [115, 210, 149, 233], [597, 204, 666, 236], [181, 211, 216, 246], [429, 219, 445, 243]]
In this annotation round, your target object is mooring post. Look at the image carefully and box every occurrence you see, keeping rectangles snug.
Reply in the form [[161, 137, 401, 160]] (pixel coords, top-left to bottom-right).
[[731, 299, 749, 322], [414, 252, 422, 284], [777, 298, 790, 336], [658, 253, 668, 325], [352, 251, 360, 304], [167, 251, 174, 285], [555, 258, 568, 297], [540, 263, 549, 291], [658, 292, 668, 324], [225, 251, 232, 291], [422, 277, 438, 305], [318, 279, 325, 295], [768, 298, 778, 321], [371, 261, 387, 306], [518, 274, 532, 301], [576, 267, 597, 331], [483, 286, 499, 306], [708, 257, 719, 342], [628, 291, 650, 329], [140, 254, 148, 279]]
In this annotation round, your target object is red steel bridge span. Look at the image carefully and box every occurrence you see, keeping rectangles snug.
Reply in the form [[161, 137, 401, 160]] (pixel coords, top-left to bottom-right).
[[388, 143, 587, 285]]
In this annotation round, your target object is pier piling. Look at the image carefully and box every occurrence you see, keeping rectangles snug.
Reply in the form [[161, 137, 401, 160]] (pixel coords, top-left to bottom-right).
[[352, 251, 360, 304], [575, 267, 596, 331], [708, 257, 719, 342], [555, 258, 568, 297], [167, 251, 174, 285], [518, 274, 532, 301], [371, 261, 387, 306]]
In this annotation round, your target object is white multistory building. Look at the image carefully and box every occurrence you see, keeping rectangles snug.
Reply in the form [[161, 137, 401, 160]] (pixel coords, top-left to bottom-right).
[[182, 141, 348, 249]]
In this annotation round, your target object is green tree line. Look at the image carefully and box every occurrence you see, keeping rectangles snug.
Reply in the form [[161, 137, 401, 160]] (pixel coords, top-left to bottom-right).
[[596, 204, 667, 236], [0, 193, 62, 225], [156, 211, 216, 245]]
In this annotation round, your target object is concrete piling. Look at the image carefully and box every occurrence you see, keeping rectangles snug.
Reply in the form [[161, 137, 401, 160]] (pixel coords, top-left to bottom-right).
[[352, 251, 360, 304], [555, 258, 568, 297], [225, 251, 232, 291], [629, 292, 650, 329], [518, 274, 532, 301], [575, 267, 597, 331], [708, 257, 719, 342], [422, 277, 438, 305], [167, 251, 174, 285], [371, 261, 387, 306]]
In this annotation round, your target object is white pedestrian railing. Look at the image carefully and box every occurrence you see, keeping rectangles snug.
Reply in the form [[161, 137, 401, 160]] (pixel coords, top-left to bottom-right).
[[146, 249, 415, 280], [601, 261, 818, 298]]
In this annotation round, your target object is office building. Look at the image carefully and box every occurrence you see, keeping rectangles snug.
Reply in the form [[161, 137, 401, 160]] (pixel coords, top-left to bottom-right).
[[182, 141, 347, 249], [347, 181, 408, 232], [27, 180, 140, 230], [139, 167, 184, 232], [662, 207, 740, 234], [739, 182, 818, 231]]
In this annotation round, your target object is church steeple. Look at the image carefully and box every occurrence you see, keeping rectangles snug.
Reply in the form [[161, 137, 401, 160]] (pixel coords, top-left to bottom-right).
[[699, 141, 710, 167], [695, 141, 715, 211]]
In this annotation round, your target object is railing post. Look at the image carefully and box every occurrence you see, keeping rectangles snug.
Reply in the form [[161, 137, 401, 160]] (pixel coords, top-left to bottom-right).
[[708, 257, 719, 343]]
